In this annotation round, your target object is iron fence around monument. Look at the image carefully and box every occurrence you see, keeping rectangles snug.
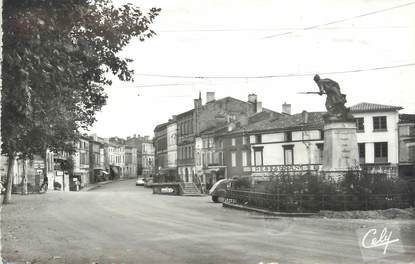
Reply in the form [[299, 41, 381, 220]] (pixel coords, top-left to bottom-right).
[[225, 190, 414, 212], [228, 165, 414, 212]]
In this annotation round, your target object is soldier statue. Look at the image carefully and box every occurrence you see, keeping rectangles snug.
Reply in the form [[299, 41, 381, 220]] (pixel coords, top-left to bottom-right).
[[313, 74, 353, 121]]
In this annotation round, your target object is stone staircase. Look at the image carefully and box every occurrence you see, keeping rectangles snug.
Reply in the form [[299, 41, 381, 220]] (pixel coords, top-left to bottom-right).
[[181, 182, 202, 196]]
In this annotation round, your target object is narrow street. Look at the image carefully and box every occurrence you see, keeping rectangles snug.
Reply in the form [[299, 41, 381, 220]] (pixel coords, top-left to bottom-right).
[[2, 179, 415, 264]]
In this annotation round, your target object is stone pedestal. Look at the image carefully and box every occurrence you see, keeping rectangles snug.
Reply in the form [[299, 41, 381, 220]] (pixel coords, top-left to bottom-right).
[[322, 121, 360, 172]]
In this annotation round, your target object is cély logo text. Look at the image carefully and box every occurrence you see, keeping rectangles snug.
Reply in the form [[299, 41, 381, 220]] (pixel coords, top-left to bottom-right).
[[361, 227, 399, 254]]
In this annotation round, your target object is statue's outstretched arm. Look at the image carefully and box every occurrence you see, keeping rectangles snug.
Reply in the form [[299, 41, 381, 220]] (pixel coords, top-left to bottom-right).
[[314, 81, 324, 95]]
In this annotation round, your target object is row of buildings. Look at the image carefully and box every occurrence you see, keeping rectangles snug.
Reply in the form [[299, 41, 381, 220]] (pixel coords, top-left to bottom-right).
[[1, 134, 155, 191], [153, 92, 415, 192]]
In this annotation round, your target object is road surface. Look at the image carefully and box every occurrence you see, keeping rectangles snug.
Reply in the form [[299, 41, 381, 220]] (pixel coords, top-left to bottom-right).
[[2, 179, 415, 263]]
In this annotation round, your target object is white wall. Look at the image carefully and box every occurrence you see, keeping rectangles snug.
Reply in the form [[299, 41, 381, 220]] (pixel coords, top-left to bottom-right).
[[353, 111, 399, 164], [251, 130, 323, 166]]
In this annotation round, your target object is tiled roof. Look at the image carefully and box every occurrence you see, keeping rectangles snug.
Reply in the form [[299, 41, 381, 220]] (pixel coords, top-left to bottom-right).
[[176, 109, 194, 118], [399, 114, 415, 124], [154, 121, 169, 132], [229, 111, 325, 134], [349, 102, 402, 113]]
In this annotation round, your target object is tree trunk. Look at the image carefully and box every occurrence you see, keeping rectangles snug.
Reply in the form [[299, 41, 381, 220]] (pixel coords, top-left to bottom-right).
[[22, 158, 28, 195], [43, 147, 48, 190], [3, 155, 15, 204]]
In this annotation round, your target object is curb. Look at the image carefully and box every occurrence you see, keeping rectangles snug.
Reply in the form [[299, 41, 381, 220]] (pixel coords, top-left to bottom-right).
[[222, 202, 316, 217]]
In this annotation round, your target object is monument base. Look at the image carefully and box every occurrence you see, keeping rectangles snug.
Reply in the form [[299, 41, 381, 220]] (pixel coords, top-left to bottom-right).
[[322, 121, 360, 172]]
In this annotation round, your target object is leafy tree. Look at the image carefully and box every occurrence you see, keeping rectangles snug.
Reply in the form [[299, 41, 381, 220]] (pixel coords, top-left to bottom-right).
[[1, 0, 160, 203]]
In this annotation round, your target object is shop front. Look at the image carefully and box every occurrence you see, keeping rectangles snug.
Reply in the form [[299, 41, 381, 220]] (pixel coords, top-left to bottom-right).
[[203, 167, 226, 192], [110, 165, 121, 180]]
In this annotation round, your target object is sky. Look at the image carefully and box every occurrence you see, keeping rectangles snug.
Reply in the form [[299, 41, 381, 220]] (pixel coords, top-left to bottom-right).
[[89, 0, 415, 138]]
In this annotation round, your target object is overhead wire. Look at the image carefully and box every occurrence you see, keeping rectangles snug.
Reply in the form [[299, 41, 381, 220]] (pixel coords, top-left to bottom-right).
[[263, 1, 415, 39], [134, 62, 415, 80]]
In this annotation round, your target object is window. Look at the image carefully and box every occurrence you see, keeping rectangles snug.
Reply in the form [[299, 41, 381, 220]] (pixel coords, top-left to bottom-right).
[[80, 153, 88, 165], [253, 147, 263, 166], [231, 152, 237, 167], [355, 118, 364, 132], [242, 151, 248, 167], [358, 143, 366, 164], [285, 131, 292, 142], [283, 145, 294, 165], [208, 138, 213, 148], [316, 143, 324, 164], [374, 142, 388, 163], [231, 138, 236, 146], [373, 116, 387, 131]]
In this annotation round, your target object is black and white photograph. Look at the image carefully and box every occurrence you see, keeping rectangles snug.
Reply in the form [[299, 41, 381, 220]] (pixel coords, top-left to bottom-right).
[[1, 0, 415, 263]]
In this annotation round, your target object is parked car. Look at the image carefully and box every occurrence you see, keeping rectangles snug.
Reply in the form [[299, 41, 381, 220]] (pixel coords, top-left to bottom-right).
[[209, 179, 234, 203], [135, 177, 145, 186]]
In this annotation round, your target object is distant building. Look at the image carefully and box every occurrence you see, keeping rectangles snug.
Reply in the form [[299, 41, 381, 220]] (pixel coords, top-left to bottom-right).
[[239, 111, 325, 183], [176, 109, 195, 183], [105, 137, 125, 179], [398, 114, 415, 179], [124, 146, 138, 179], [125, 135, 154, 178], [195, 125, 227, 191], [73, 135, 91, 187], [221, 110, 282, 181], [167, 119, 178, 178], [154, 122, 169, 182], [350, 103, 402, 177], [89, 134, 106, 183], [141, 140, 155, 177]]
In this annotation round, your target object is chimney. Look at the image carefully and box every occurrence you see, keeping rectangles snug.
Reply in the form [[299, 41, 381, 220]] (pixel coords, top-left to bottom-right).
[[206, 92, 215, 103], [282, 102, 291, 115], [302, 110, 309, 123], [248, 94, 257, 103], [194, 98, 202, 109], [256, 101, 263, 113]]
